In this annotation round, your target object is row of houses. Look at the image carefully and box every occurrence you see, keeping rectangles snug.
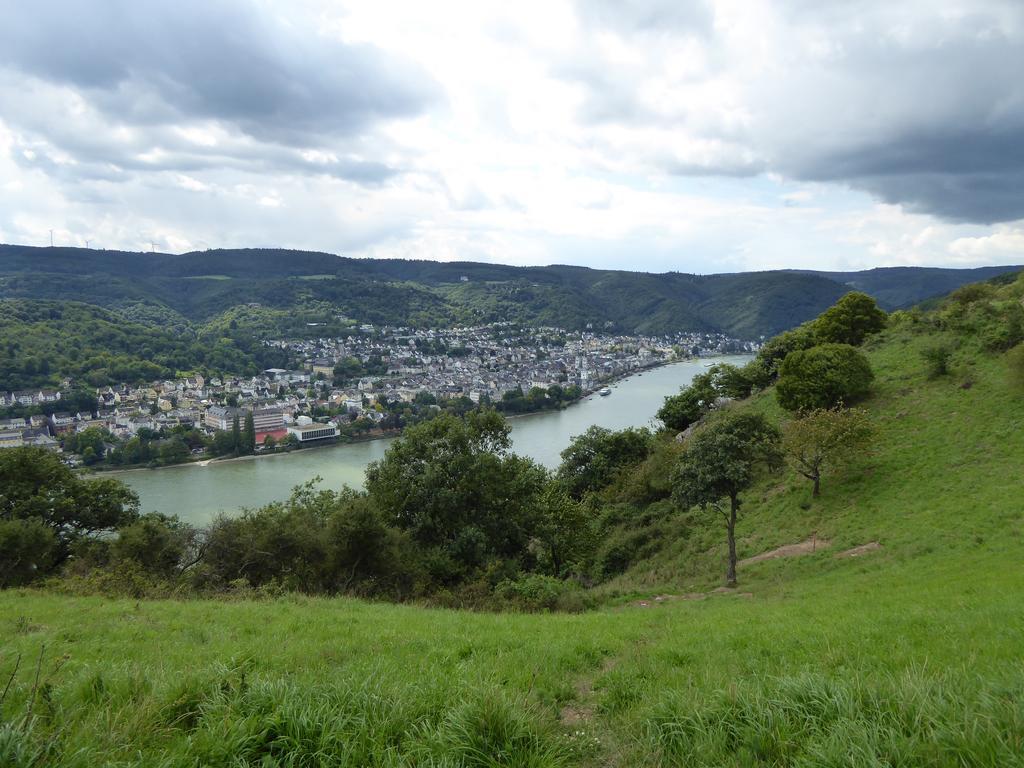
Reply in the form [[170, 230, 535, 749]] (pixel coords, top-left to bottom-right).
[[0, 389, 62, 407]]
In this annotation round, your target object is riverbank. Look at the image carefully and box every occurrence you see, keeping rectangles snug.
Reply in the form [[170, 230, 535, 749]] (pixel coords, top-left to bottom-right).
[[112, 356, 748, 523], [99, 361, 674, 476]]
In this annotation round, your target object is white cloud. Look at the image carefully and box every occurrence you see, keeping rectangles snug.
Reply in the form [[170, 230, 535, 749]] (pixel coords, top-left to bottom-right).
[[0, 0, 1022, 273], [950, 228, 1024, 260]]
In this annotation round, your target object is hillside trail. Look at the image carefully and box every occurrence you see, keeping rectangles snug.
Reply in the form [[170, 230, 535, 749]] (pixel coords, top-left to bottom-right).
[[559, 648, 631, 767], [558, 618, 672, 766], [623, 538, 883, 608], [560, 537, 884, 764]]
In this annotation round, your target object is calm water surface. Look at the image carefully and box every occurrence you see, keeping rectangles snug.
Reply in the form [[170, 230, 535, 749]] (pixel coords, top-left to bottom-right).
[[116, 356, 748, 524]]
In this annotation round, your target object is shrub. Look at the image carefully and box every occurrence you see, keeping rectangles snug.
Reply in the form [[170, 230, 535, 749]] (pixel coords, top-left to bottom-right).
[[593, 524, 659, 579], [921, 344, 953, 378], [110, 513, 189, 577], [605, 439, 684, 506], [751, 325, 817, 381], [980, 302, 1024, 351], [494, 574, 576, 611], [948, 282, 997, 306], [0, 519, 57, 587], [776, 344, 874, 412]]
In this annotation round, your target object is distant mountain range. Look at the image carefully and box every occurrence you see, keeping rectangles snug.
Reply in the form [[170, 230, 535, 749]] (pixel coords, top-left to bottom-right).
[[0, 244, 1019, 338]]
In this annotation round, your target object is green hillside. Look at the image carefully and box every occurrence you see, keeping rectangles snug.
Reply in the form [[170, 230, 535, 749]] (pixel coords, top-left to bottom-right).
[[1, 277, 1023, 766], [0, 300, 294, 391], [3, 243, 1019, 339]]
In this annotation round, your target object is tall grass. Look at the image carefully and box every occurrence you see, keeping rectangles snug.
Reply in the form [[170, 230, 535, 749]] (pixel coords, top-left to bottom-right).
[[642, 671, 1024, 767]]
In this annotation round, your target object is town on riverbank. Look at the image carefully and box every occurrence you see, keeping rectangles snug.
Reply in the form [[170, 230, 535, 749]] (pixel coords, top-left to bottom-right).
[[0, 322, 756, 468]]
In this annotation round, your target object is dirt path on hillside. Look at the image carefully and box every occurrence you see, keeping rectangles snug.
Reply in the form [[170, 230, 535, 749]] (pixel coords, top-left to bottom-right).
[[738, 536, 831, 566], [835, 541, 882, 558], [623, 538, 882, 609]]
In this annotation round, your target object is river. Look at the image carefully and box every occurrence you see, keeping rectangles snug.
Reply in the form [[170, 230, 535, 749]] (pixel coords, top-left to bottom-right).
[[115, 356, 748, 524]]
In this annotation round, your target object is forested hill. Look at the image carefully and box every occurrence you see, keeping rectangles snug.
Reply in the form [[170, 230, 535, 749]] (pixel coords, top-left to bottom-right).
[[799, 265, 1024, 309], [1, 243, 1019, 338]]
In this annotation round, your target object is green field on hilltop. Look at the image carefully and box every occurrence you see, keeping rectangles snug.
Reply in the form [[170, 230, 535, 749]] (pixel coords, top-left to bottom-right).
[[3, 280, 1024, 766]]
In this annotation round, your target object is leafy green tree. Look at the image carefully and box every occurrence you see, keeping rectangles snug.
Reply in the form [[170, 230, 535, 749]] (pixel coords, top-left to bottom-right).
[[672, 412, 781, 586], [557, 426, 653, 499], [708, 362, 755, 399], [782, 408, 873, 497], [413, 391, 438, 406], [332, 356, 365, 385], [158, 437, 189, 465], [776, 343, 874, 412], [64, 427, 107, 460], [751, 324, 817, 382], [231, 413, 242, 454], [111, 513, 189, 577], [210, 430, 237, 456], [657, 372, 717, 432], [325, 491, 414, 594], [535, 479, 592, 577], [0, 447, 139, 567], [813, 292, 888, 346], [0, 518, 57, 587], [243, 411, 257, 455], [365, 410, 546, 575]]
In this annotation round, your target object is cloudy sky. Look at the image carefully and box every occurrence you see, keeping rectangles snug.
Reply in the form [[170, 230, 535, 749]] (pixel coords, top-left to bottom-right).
[[1, 0, 1022, 273]]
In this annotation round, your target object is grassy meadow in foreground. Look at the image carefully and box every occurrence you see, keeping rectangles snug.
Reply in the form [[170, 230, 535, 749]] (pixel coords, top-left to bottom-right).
[[1, 549, 1022, 766], [3, 300, 1024, 766]]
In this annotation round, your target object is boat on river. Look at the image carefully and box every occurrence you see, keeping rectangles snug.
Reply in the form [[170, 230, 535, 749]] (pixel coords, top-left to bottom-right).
[[599, 387, 611, 396]]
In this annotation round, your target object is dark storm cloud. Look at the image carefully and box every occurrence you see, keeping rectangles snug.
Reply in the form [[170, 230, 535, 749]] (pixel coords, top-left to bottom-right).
[[791, 125, 1024, 223], [0, 1, 437, 145], [767, 20, 1024, 224], [569, 0, 1024, 224]]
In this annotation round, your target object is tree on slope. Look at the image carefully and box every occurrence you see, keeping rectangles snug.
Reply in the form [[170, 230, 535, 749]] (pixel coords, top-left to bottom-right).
[[365, 410, 546, 578], [0, 447, 139, 576], [672, 412, 781, 587], [557, 425, 653, 498], [535, 478, 592, 577], [782, 407, 873, 498], [813, 291, 888, 346], [776, 343, 874, 412], [657, 372, 717, 432]]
